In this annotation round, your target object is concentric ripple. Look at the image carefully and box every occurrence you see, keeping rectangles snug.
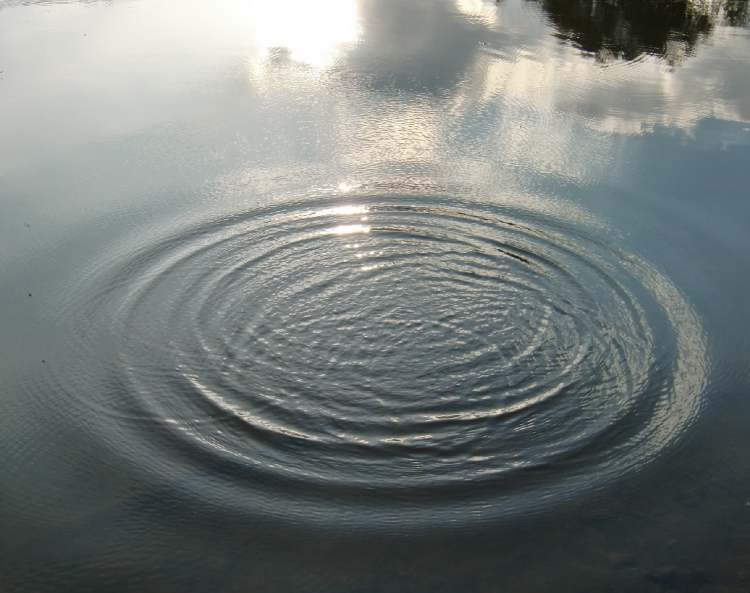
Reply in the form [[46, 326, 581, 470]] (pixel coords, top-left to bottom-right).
[[46, 192, 707, 523]]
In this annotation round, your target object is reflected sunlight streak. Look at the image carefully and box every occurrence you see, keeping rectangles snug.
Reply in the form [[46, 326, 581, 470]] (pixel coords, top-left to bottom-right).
[[327, 223, 371, 236]]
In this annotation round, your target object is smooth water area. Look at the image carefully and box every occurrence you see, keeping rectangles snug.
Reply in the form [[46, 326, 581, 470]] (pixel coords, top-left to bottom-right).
[[1, 1, 749, 591]]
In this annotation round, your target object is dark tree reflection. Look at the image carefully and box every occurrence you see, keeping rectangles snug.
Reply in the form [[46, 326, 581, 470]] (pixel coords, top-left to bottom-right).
[[532, 0, 749, 63]]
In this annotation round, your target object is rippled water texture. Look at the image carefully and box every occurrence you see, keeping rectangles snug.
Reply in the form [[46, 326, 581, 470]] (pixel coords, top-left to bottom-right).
[[38, 190, 706, 524], [1, 0, 749, 591]]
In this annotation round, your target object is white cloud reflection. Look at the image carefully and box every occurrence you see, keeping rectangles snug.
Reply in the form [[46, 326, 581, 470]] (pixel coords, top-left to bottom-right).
[[454, 0, 501, 26]]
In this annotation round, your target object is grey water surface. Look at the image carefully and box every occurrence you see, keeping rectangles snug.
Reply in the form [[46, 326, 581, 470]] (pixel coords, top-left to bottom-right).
[[1, 0, 750, 591]]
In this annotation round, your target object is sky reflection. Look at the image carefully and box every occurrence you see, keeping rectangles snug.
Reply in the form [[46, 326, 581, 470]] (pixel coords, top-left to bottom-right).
[[0, 0, 748, 200]]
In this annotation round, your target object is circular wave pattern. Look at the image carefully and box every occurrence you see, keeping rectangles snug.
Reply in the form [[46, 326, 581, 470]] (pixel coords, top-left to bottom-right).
[[52, 194, 706, 522]]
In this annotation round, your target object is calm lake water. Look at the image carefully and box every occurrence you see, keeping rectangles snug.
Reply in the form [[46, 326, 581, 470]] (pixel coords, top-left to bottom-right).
[[1, 0, 749, 591]]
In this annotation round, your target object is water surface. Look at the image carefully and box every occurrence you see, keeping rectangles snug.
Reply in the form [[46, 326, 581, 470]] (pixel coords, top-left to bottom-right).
[[1, 1, 749, 591]]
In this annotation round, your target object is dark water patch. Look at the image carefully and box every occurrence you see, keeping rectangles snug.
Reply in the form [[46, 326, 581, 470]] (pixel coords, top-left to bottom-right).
[[532, 0, 749, 64]]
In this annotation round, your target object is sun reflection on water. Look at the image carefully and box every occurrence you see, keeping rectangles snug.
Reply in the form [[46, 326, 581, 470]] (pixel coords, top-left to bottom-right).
[[327, 223, 371, 236], [247, 0, 362, 68]]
